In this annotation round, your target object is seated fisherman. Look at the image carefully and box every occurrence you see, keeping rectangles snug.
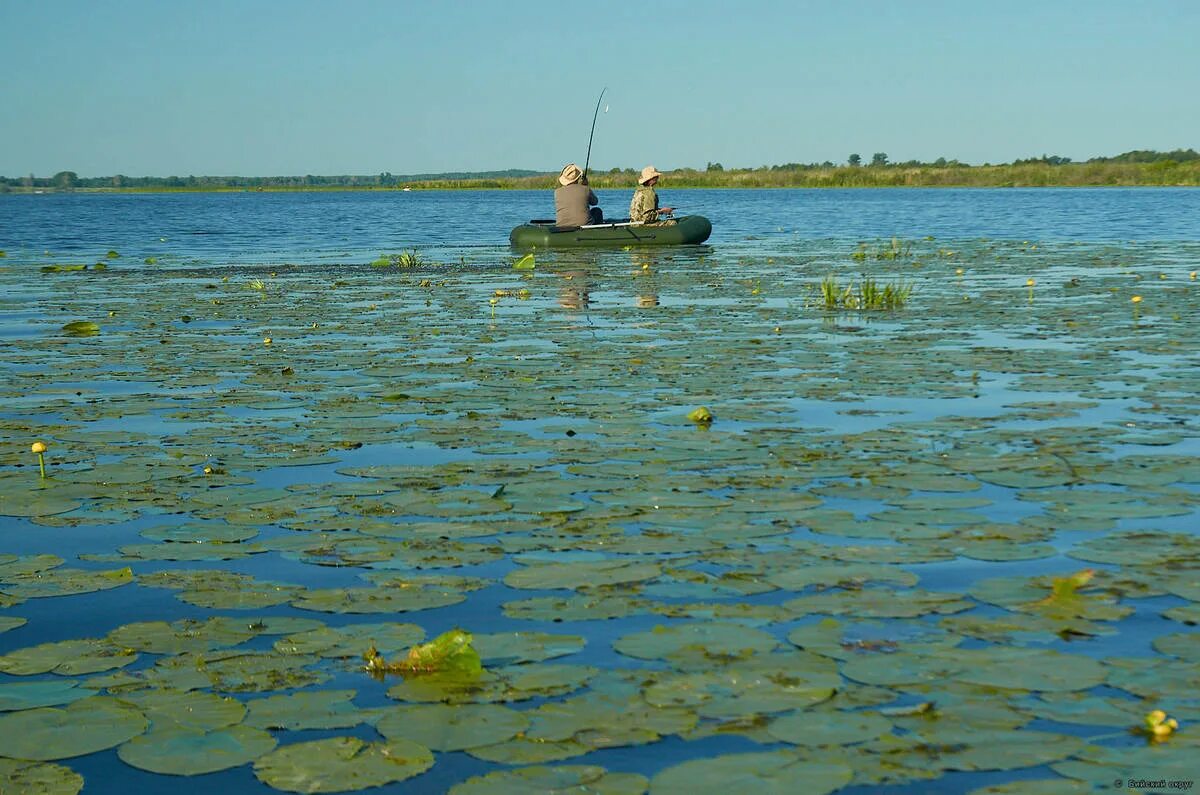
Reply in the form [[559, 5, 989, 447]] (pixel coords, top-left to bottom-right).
[[629, 165, 674, 224], [554, 163, 603, 228]]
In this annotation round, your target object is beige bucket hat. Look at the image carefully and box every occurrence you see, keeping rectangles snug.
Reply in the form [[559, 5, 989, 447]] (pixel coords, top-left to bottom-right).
[[639, 165, 662, 184], [559, 163, 584, 186]]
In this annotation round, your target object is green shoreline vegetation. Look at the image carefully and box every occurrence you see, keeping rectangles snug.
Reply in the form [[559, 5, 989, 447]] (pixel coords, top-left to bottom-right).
[[3, 149, 1198, 193]]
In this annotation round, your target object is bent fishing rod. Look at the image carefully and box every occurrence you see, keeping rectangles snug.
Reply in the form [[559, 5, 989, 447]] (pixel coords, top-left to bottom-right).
[[582, 87, 608, 181]]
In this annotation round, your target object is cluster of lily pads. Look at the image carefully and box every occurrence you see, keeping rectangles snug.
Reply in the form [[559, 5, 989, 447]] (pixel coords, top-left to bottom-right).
[[0, 236, 1197, 793]]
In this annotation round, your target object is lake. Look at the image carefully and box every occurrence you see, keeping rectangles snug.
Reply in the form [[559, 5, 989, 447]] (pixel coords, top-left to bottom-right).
[[0, 188, 1197, 794]]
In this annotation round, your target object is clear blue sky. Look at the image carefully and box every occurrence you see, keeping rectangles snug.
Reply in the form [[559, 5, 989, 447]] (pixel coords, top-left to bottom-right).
[[1, 0, 1196, 177]]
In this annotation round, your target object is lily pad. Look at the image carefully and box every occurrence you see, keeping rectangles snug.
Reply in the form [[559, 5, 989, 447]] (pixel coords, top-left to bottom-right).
[[375, 703, 529, 750], [244, 690, 369, 731], [118, 725, 277, 776], [0, 759, 84, 794], [449, 765, 649, 795], [650, 749, 852, 795], [0, 696, 148, 760], [253, 736, 433, 793]]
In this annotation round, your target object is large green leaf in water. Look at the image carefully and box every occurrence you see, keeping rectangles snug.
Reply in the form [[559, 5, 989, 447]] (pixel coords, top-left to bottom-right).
[[472, 632, 585, 665], [650, 749, 852, 795], [0, 696, 148, 760], [375, 703, 529, 751], [767, 709, 893, 746], [274, 622, 425, 659], [0, 638, 138, 676], [0, 759, 84, 795], [0, 567, 132, 599], [365, 628, 482, 677], [244, 690, 369, 731], [504, 558, 662, 591], [61, 321, 100, 337], [117, 725, 277, 776], [613, 622, 780, 664], [291, 586, 464, 614], [0, 680, 96, 712], [449, 765, 648, 795], [116, 688, 246, 730], [253, 736, 433, 793]]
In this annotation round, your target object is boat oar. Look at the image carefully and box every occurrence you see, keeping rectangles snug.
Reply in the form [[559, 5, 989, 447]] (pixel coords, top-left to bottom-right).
[[582, 87, 608, 182]]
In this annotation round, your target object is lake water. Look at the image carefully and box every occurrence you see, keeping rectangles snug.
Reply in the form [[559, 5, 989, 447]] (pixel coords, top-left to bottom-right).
[[0, 189, 1197, 794]]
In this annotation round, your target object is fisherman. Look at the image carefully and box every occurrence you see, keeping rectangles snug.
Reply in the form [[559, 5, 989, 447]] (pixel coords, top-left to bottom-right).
[[629, 165, 674, 224], [554, 163, 602, 228]]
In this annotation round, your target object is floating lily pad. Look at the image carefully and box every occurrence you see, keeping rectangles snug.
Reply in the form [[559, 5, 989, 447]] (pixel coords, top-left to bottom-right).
[[118, 725, 277, 776], [0, 759, 84, 794], [449, 765, 649, 795], [504, 558, 662, 591], [650, 749, 852, 795], [613, 623, 780, 664], [0, 696, 148, 760], [0, 638, 138, 676], [253, 736, 433, 793], [768, 709, 892, 746], [473, 632, 585, 665], [244, 690, 368, 731], [375, 703, 529, 750], [117, 688, 246, 730], [0, 679, 96, 711]]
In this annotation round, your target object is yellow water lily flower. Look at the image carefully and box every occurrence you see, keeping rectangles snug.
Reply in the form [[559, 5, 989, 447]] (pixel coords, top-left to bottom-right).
[[31, 441, 47, 454], [686, 407, 713, 425], [1025, 278, 1036, 287], [1143, 710, 1179, 741], [263, 337, 272, 345], [1131, 295, 1142, 304]]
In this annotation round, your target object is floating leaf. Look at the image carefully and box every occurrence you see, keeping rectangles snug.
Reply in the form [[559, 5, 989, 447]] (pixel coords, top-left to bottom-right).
[[375, 703, 528, 751], [253, 737, 433, 793], [365, 628, 481, 677], [0, 696, 147, 760], [0, 759, 84, 794], [650, 749, 852, 795], [61, 321, 100, 337], [117, 725, 277, 776], [244, 690, 368, 731], [450, 765, 648, 795]]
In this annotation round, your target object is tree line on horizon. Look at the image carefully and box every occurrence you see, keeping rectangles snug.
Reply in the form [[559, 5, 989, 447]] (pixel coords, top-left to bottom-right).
[[3, 149, 1198, 191]]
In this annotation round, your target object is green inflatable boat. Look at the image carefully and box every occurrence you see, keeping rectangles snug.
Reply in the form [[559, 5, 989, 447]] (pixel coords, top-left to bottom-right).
[[509, 215, 712, 249]]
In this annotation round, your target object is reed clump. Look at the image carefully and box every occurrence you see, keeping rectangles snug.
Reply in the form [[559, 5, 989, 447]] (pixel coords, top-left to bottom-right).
[[818, 275, 913, 311]]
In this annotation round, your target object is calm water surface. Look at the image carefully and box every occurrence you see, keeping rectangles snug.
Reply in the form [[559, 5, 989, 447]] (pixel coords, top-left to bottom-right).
[[3, 188, 1199, 265]]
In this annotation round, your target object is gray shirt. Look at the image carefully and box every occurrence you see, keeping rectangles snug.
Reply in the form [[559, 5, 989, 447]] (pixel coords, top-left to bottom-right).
[[554, 184, 599, 228]]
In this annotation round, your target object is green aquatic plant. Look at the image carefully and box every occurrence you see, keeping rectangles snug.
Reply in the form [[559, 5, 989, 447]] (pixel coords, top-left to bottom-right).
[[372, 250, 427, 269], [818, 275, 912, 310], [61, 321, 100, 336], [363, 628, 481, 678], [852, 238, 913, 262], [31, 441, 47, 479]]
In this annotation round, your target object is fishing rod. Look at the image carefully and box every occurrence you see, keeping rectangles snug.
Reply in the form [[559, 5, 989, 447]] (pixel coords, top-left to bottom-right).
[[582, 87, 608, 181]]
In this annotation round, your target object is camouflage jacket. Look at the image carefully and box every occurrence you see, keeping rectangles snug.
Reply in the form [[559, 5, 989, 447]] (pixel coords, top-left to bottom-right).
[[629, 185, 660, 224]]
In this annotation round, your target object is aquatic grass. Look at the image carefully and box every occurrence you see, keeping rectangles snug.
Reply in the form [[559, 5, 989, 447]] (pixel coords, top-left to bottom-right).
[[818, 275, 912, 311]]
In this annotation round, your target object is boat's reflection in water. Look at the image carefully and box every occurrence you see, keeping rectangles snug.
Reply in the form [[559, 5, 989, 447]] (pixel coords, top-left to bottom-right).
[[549, 245, 714, 312]]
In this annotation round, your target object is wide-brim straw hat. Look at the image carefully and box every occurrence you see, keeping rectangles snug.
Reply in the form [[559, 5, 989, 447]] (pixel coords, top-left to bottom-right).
[[559, 163, 583, 186], [639, 165, 662, 184]]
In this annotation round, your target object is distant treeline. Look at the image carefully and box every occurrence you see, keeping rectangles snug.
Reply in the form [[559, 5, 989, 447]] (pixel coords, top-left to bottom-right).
[[4, 150, 1199, 192]]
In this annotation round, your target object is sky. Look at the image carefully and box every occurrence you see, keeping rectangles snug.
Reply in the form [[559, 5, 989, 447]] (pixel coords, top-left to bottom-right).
[[1, 0, 1196, 177]]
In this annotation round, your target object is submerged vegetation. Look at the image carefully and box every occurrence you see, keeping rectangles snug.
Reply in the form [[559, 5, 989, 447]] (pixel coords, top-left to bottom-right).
[[5, 150, 1200, 192]]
